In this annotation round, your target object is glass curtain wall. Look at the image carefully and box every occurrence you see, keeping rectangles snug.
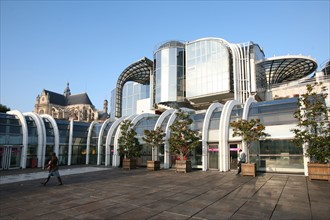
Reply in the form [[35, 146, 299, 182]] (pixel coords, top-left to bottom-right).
[[158, 114, 171, 166], [208, 108, 222, 170], [154, 41, 185, 104], [110, 89, 116, 119], [101, 122, 113, 165], [90, 124, 101, 164], [25, 116, 38, 168], [135, 115, 159, 166], [0, 113, 22, 170], [248, 98, 303, 172], [191, 113, 205, 168], [109, 125, 120, 166], [228, 105, 243, 170], [186, 39, 231, 98], [43, 118, 55, 166], [122, 82, 150, 118], [56, 120, 70, 165], [71, 122, 90, 165]]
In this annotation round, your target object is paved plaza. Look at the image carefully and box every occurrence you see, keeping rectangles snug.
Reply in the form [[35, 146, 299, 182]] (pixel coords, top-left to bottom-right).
[[0, 166, 329, 220]]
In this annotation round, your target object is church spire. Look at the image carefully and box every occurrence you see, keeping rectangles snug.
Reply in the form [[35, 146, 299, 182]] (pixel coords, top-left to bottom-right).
[[64, 82, 71, 97]]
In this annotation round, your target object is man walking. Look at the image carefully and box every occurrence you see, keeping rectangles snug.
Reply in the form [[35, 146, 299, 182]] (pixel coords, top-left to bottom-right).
[[237, 149, 246, 175], [42, 152, 63, 186]]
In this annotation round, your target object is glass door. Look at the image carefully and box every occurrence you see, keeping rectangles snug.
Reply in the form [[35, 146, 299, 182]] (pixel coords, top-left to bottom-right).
[[208, 144, 218, 170], [229, 144, 239, 170], [0, 146, 22, 170]]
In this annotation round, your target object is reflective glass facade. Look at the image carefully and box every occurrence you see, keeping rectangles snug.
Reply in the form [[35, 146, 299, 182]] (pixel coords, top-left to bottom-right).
[[186, 39, 231, 98], [0, 94, 314, 174], [100, 122, 113, 165], [0, 113, 22, 170], [250, 140, 304, 172], [43, 117, 55, 165], [135, 115, 159, 166], [71, 122, 89, 165], [122, 82, 150, 118], [208, 109, 222, 142], [90, 124, 101, 164], [110, 89, 116, 119], [248, 98, 298, 125], [25, 116, 38, 168], [57, 120, 70, 165], [154, 41, 185, 103]]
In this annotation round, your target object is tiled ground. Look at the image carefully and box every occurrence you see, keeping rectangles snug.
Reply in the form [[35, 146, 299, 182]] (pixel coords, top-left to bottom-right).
[[0, 167, 329, 219]]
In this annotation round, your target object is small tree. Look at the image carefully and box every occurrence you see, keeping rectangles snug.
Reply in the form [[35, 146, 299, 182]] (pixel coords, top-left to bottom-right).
[[291, 83, 330, 163], [168, 110, 200, 161], [0, 104, 10, 113], [142, 126, 165, 161], [230, 118, 269, 163], [117, 120, 142, 159]]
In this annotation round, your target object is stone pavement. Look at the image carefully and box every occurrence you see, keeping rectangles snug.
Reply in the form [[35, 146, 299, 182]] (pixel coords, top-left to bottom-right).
[[0, 166, 329, 220]]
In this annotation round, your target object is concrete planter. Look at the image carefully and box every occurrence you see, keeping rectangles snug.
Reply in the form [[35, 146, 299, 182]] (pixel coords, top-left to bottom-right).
[[147, 160, 160, 171], [308, 163, 330, 181], [175, 160, 192, 173], [123, 158, 136, 170], [241, 163, 256, 177]]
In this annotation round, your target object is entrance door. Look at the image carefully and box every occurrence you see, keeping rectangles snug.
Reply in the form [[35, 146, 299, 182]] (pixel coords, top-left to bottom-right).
[[229, 144, 238, 170], [208, 144, 218, 170], [0, 146, 22, 170]]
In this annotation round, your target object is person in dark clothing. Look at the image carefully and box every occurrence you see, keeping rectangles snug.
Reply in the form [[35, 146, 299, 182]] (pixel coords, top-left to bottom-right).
[[42, 152, 63, 186], [237, 149, 246, 175]]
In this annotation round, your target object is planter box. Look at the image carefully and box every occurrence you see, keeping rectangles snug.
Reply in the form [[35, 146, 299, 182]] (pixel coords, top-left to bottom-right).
[[123, 158, 136, 170], [308, 163, 330, 181], [175, 160, 192, 173], [241, 163, 256, 177], [147, 160, 160, 171]]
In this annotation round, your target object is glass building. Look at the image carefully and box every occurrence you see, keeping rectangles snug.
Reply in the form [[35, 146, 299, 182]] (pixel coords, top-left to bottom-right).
[[0, 93, 327, 175], [2, 37, 328, 177], [186, 38, 232, 99], [154, 41, 185, 104]]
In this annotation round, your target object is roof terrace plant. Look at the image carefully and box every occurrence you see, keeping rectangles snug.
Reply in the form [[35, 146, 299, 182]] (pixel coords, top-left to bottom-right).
[[117, 119, 142, 159], [230, 118, 270, 163], [168, 110, 200, 161], [143, 126, 165, 161], [291, 83, 330, 164]]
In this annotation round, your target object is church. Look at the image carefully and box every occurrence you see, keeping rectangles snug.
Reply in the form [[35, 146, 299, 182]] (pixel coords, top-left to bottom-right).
[[33, 83, 108, 122]]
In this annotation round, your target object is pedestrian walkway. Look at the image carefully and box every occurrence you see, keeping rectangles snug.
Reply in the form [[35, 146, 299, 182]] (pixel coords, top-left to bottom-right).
[[1, 167, 329, 220], [0, 166, 111, 184]]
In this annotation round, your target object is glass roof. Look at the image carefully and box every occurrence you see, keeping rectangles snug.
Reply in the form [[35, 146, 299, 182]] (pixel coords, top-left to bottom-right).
[[256, 55, 317, 86], [115, 57, 153, 118]]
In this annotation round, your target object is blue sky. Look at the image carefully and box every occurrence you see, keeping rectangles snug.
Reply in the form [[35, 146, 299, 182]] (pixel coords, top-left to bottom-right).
[[1, 0, 329, 113]]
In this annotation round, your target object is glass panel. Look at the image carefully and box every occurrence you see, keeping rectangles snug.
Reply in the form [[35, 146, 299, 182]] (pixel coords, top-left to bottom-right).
[[208, 144, 218, 169], [250, 140, 304, 173], [186, 39, 230, 98]]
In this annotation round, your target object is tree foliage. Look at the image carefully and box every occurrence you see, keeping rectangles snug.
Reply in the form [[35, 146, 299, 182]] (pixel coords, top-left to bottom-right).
[[0, 104, 10, 113], [142, 126, 165, 161], [117, 120, 142, 159], [230, 118, 269, 163], [291, 83, 330, 163], [168, 110, 200, 161]]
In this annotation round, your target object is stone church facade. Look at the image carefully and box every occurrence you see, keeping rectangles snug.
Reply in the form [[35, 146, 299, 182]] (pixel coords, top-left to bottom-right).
[[34, 83, 108, 122]]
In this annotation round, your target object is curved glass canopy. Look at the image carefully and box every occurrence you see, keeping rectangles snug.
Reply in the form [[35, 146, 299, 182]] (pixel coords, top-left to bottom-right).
[[256, 55, 317, 86], [115, 57, 153, 118]]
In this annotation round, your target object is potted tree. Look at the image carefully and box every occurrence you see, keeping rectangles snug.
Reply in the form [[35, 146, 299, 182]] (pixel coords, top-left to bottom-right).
[[168, 110, 200, 173], [142, 126, 165, 171], [230, 118, 269, 176], [291, 83, 330, 181], [117, 119, 142, 170]]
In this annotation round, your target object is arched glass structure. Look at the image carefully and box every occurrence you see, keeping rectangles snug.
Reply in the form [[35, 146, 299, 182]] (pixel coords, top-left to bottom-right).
[[115, 57, 153, 118]]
